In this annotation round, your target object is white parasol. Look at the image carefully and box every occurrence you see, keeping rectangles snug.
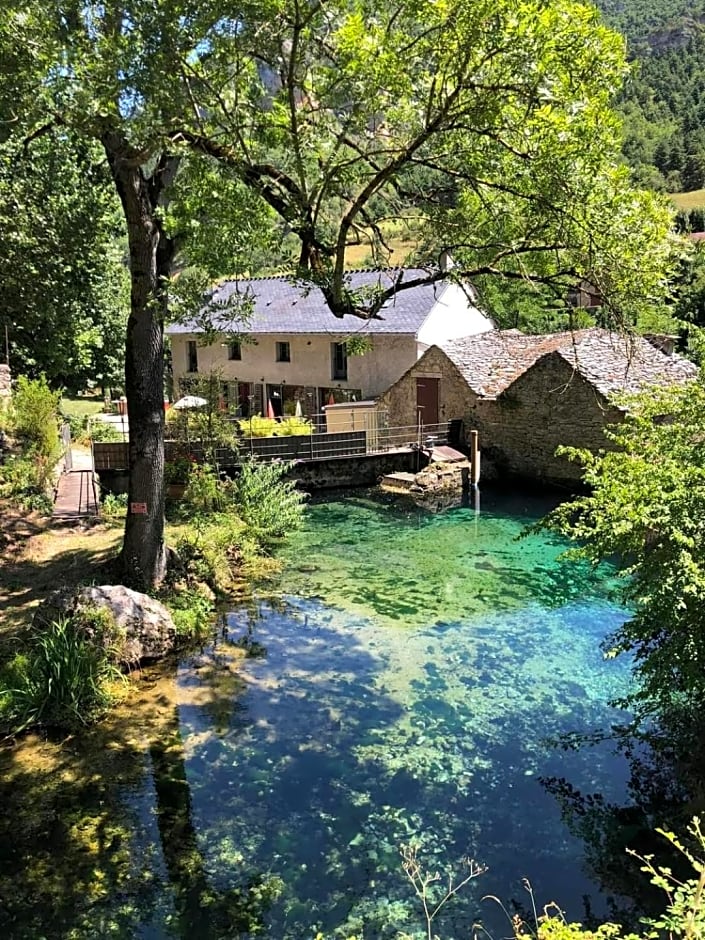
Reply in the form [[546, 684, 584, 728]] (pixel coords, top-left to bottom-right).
[[172, 395, 208, 410]]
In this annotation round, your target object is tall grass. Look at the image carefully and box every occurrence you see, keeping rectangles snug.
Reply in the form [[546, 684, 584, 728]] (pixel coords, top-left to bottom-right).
[[170, 458, 307, 594], [1, 616, 123, 733]]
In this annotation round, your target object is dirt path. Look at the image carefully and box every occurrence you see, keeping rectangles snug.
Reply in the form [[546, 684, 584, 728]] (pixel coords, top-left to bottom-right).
[[0, 502, 122, 648]]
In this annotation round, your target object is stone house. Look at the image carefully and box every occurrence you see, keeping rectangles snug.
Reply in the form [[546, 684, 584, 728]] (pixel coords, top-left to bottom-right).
[[166, 268, 493, 417], [378, 328, 697, 484]]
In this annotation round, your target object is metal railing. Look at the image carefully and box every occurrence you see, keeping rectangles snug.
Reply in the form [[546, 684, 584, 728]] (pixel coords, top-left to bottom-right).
[[92, 415, 453, 471]]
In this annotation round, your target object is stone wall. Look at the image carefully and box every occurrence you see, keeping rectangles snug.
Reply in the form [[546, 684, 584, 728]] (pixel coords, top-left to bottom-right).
[[287, 451, 425, 489], [96, 450, 427, 496], [381, 347, 624, 485], [377, 346, 471, 428], [0, 364, 10, 399], [464, 353, 624, 484]]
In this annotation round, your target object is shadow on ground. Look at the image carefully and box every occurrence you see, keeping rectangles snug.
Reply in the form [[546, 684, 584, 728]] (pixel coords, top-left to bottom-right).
[[0, 509, 121, 648]]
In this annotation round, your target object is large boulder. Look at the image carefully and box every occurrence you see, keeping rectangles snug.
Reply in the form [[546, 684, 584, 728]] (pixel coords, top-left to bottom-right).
[[34, 584, 176, 667]]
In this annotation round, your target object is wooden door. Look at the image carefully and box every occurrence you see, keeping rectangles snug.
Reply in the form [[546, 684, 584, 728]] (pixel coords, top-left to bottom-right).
[[416, 377, 439, 426]]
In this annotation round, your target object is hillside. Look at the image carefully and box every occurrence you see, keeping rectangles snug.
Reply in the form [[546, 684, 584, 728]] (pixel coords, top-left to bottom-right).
[[595, 0, 705, 47], [592, 1, 705, 193]]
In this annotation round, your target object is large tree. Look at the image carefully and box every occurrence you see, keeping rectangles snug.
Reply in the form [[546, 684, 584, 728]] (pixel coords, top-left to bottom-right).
[[7, 0, 680, 588]]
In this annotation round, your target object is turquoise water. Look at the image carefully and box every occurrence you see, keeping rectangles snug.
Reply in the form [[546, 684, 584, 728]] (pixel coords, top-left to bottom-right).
[[0, 489, 633, 939], [177, 490, 632, 938]]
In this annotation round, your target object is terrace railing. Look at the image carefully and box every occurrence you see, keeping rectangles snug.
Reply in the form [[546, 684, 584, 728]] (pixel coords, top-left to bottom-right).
[[92, 415, 453, 472]]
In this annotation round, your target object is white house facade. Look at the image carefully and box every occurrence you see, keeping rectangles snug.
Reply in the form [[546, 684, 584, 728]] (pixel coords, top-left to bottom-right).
[[167, 268, 494, 417]]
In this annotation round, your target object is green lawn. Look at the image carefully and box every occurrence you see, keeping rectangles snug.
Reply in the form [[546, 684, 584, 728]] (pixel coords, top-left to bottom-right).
[[60, 396, 105, 418], [670, 189, 705, 211]]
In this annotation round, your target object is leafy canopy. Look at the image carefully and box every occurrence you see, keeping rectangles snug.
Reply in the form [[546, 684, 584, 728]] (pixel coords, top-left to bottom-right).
[[172, 0, 679, 321], [19, 0, 681, 323]]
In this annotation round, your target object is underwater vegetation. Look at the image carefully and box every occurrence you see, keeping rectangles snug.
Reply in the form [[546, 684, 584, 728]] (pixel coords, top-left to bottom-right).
[[0, 490, 634, 938]]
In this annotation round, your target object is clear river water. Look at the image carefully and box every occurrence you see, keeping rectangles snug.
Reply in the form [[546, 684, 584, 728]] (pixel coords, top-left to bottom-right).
[[0, 489, 633, 939]]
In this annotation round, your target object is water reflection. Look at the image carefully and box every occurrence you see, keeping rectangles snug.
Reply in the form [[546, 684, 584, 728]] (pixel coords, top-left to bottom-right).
[[0, 490, 639, 938], [541, 703, 705, 927]]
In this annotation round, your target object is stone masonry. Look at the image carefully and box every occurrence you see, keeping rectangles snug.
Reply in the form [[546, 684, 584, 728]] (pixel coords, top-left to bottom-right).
[[379, 329, 696, 486]]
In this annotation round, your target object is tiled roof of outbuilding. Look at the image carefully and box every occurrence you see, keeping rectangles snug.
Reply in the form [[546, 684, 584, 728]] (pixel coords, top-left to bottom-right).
[[166, 269, 455, 336], [441, 328, 697, 400]]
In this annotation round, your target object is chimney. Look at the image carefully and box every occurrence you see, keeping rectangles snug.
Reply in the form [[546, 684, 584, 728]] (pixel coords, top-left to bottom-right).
[[439, 250, 455, 273]]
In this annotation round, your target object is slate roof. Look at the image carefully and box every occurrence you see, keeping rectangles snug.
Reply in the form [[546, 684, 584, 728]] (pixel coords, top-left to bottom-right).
[[441, 328, 697, 400], [166, 269, 455, 336]]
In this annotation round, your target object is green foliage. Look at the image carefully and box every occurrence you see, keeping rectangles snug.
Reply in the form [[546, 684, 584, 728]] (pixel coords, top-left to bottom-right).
[[17, 0, 676, 324], [171, 459, 306, 591], [595, 0, 705, 47], [174, 514, 255, 593], [167, 371, 238, 457], [0, 455, 54, 513], [541, 374, 705, 721], [0, 375, 63, 508], [608, 19, 705, 197], [87, 421, 124, 443], [100, 492, 127, 522], [183, 463, 225, 514], [0, 614, 123, 732], [164, 454, 197, 484], [0, 132, 128, 392], [6, 0, 680, 592], [11, 374, 61, 462], [232, 460, 307, 549], [638, 818, 705, 940], [164, 586, 215, 641], [509, 818, 705, 940]]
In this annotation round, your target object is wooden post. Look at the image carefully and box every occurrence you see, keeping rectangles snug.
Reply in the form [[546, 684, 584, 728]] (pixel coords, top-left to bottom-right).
[[470, 429, 480, 486]]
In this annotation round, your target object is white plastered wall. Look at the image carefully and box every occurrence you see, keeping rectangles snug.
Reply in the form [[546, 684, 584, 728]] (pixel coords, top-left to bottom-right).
[[416, 283, 494, 348], [170, 332, 419, 400]]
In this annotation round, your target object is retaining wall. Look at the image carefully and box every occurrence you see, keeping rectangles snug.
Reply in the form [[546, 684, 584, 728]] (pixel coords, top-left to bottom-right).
[[95, 449, 426, 497]]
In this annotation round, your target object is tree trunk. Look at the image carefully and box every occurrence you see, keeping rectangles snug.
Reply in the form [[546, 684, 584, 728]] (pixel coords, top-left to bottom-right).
[[103, 133, 175, 590]]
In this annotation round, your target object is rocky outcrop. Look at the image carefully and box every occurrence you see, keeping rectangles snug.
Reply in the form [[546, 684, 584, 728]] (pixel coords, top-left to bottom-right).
[[379, 460, 471, 505], [34, 584, 176, 666]]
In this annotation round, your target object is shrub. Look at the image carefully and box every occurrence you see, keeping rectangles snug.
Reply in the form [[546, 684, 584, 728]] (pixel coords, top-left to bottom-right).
[[238, 415, 279, 438], [175, 513, 256, 592], [232, 459, 307, 548], [164, 586, 215, 640], [0, 454, 54, 511], [11, 374, 61, 463], [0, 375, 63, 508], [87, 420, 123, 443], [278, 416, 313, 436], [170, 458, 306, 592], [183, 462, 225, 514], [164, 454, 196, 484], [100, 492, 127, 521], [238, 415, 313, 437], [61, 412, 86, 441]]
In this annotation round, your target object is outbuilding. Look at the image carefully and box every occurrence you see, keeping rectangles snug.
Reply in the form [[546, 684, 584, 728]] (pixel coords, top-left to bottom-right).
[[378, 328, 697, 484]]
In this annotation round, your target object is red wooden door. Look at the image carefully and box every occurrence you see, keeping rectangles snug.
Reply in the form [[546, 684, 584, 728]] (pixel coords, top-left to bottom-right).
[[416, 377, 439, 426]]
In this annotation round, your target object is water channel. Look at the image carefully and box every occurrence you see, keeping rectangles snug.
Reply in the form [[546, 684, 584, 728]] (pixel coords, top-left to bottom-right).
[[0, 489, 633, 938]]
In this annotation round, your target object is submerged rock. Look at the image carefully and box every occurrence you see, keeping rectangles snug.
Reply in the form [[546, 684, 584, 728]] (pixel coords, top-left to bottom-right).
[[34, 584, 176, 667]]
